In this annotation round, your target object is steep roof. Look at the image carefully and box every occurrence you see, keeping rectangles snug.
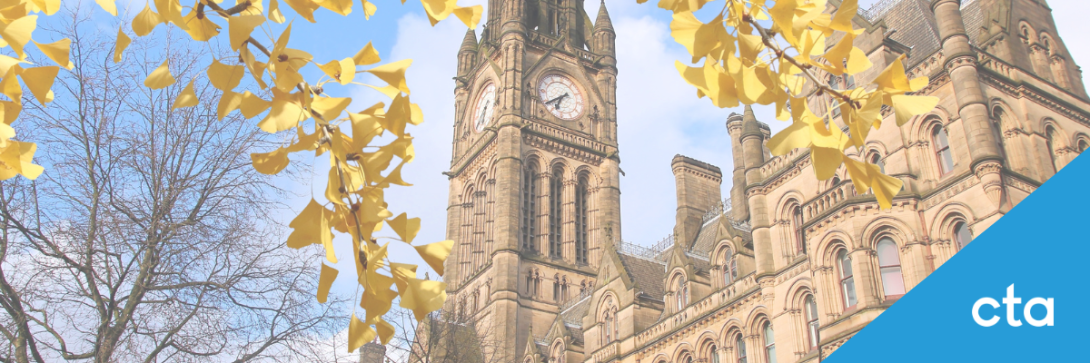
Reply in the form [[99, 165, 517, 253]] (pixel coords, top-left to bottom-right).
[[858, 0, 985, 68], [616, 253, 666, 300], [593, 0, 613, 32]]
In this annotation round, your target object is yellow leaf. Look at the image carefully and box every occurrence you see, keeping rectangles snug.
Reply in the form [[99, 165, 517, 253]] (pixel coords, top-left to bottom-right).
[[132, 3, 161, 37], [182, 10, 221, 41], [413, 240, 452, 276], [365, 84, 401, 99], [398, 276, 446, 321], [317, 0, 352, 15], [388, 262, 417, 292], [95, 0, 117, 15], [268, 0, 286, 23], [239, 47, 268, 89], [114, 27, 131, 63], [829, 0, 857, 33], [769, 0, 798, 47], [375, 317, 394, 344], [144, 60, 175, 90], [348, 314, 376, 352], [227, 15, 264, 51], [217, 91, 243, 120], [452, 5, 482, 29], [359, 0, 376, 19], [766, 120, 810, 156], [810, 146, 842, 180], [258, 88, 307, 133], [0, 67, 22, 103], [383, 94, 413, 136], [154, 0, 187, 30], [353, 42, 381, 66], [386, 212, 420, 243], [239, 91, 270, 118], [891, 94, 939, 126], [316, 264, 338, 303], [842, 155, 872, 194], [365, 59, 411, 95], [173, 79, 199, 109], [0, 15, 35, 58], [817, 32, 853, 76], [671, 12, 731, 63], [33, 39, 72, 70], [317, 58, 355, 85], [0, 101, 21, 125], [208, 58, 245, 91], [283, 0, 319, 22], [251, 147, 289, 174], [738, 33, 764, 62], [19, 66, 57, 105], [869, 163, 903, 209], [286, 199, 335, 252], [419, 0, 456, 25], [0, 140, 42, 180], [311, 96, 350, 122], [873, 54, 912, 94], [846, 46, 871, 75]]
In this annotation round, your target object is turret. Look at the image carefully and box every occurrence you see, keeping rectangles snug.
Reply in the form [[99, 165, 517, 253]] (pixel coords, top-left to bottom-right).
[[726, 112, 748, 222], [457, 28, 478, 77], [740, 105, 768, 185], [592, 0, 616, 63]]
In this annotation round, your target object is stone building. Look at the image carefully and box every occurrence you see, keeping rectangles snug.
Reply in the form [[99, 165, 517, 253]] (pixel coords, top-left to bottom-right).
[[439, 0, 1090, 362]]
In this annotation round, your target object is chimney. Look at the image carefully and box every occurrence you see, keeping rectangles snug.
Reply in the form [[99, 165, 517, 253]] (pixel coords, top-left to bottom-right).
[[672, 155, 723, 248]]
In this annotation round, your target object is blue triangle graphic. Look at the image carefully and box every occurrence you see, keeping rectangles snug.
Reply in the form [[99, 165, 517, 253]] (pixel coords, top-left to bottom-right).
[[824, 155, 1090, 361]]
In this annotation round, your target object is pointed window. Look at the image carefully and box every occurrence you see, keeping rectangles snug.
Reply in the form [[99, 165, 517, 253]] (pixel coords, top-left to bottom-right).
[[877, 238, 905, 297], [720, 247, 736, 286], [674, 276, 688, 311], [954, 222, 972, 249], [868, 151, 884, 174], [549, 166, 564, 259], [1046, 126, 1060, 172], [522, 162, 538, 252], [837, 249, 857, 309], [575, 175, 589, 264], [805, 295, 819, 351], [932, 126, 954, 176], [793, 205, 805, 255], [763, 323, 777, 363], [735, 334, 747, 363]]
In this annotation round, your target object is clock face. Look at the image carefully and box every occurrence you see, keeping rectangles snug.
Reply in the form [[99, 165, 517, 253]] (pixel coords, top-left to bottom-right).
[[473, 83, 496, 132], [538, 74, 584, 120]]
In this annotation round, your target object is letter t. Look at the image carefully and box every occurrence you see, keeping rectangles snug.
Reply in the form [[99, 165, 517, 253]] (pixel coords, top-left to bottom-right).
[[1003, 284, 1022, 327]]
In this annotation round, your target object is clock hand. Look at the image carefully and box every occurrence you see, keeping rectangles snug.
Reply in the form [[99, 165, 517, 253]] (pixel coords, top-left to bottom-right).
[[477, 105, 488, 125], [545, 93, 569, 108]]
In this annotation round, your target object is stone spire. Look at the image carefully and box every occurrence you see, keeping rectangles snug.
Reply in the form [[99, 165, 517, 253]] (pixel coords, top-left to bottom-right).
[[459, 28, 478, 51], [593, 0, 613, 33], [740, 104, 762, 138]]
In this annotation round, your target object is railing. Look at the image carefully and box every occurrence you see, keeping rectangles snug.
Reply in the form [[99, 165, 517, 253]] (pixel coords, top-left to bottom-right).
[[802, 181, 859, 220], [616, 238, 671, 263], [526, 120, 608, 153], [592, 341, 618, 363], [859, 0, 904, 22]]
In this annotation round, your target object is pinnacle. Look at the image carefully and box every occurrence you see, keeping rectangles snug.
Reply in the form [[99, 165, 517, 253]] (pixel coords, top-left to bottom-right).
[[460, 28, 478, 50], [594, 0, 613, 32]]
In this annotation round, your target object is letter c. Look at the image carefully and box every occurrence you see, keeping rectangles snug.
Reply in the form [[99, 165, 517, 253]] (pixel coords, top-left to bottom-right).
[[973, 297, 1001, 327]]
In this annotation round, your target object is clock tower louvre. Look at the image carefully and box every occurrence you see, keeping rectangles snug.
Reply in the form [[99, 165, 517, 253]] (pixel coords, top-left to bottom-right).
[[441, 1, 620, 362]]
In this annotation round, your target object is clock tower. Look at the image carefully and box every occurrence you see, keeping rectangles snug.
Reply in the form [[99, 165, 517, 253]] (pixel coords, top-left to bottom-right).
[[443, 0, 619, 361]]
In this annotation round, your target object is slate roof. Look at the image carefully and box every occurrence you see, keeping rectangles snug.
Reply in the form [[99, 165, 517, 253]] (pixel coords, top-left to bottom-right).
[[859, 0, 985, 68], [616, 253, 666, 300], [690, 215, 722, 254]]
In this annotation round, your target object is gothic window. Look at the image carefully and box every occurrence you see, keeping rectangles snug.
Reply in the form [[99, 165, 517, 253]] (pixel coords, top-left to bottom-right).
[[876, 238, 905, 297], [674, 275, 688, 311], [868, 151, 884, 174], [575, 175, 589, 264], [932, 125, 954, 176], [837, 248, 857, 309], [522, 162, 539, 252], [549, 166, 564, 259], [703, 343, 720, 363], [527, 273, 534, 297], [1046, 126, 1060, 172], [735, 334, 747, 363], [680, 352, 694, 363], [1078, 139, 1088, 153], [719, 246, 737, 286], [551, 342, 565, 363], [991, 108, 1008, 163], [600, 296, 616, 345], [804, 295, 819, 351], [953, 222, 972, 249], [554, 274, 561, 302], [763, 323, 777, 363], [793, 205, 805, 255]]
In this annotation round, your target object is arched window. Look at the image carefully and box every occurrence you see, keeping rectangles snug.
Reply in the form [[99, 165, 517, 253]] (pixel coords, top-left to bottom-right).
[[804, 295, 819, 351], [837, 249, 857, 309], [575, 175, 589, 264], [793, 205, 805, 255], [991, 108, 1008, 163], [932, 126, 954, 176], [674, 276, 688, 311], [1078, 139, 1089, 153], [522, 162, 538, 252], [763, 323, 777, 363], [703, 343, 720, 363], [876, 238, 905, 297], [553, 274, 561, 302], [868, 151, 884, 174], [735, 334, 747, 363], [720, 247, 737, 286], [551, 342, 565, 363], [549, 166, 564, 259], [1046, 126, 1060, 172], [953, 222, 971, 249], [681, 352, 694, 363]]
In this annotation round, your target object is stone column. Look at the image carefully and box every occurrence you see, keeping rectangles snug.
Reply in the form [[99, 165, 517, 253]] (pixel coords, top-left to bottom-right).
[[932, 0, 1005, 207]]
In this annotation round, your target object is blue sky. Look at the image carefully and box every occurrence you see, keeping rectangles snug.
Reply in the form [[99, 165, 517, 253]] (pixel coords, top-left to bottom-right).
[[38, 0, 1090, 336]]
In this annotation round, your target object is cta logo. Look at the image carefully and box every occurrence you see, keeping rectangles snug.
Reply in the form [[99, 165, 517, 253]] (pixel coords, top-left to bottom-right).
[[972, 284, 1054, 327]]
